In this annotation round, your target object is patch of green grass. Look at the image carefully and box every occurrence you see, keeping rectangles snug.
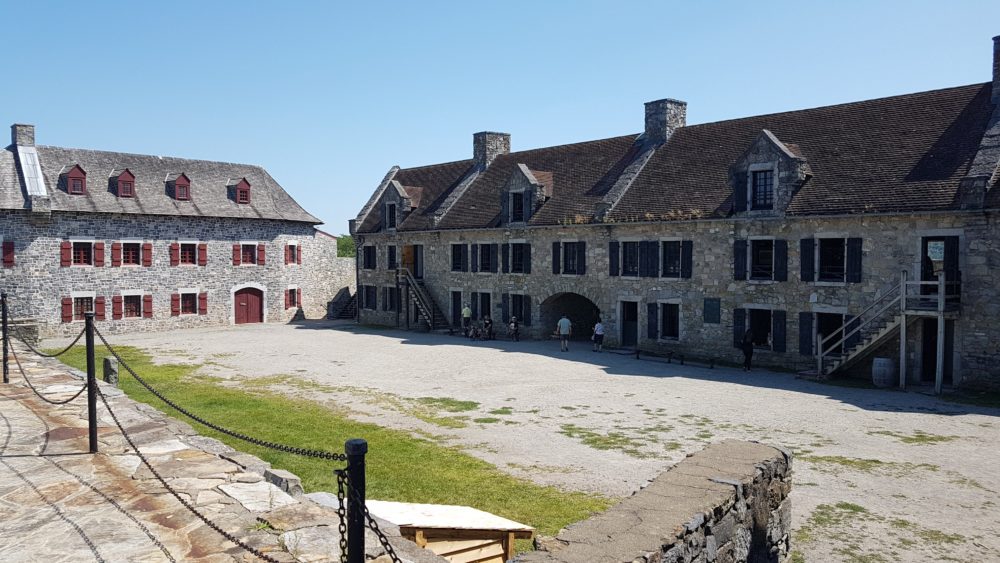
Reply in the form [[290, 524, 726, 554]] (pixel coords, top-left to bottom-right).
[[867, 430, 957, 445], [915, 529, 964, 545], [473, 417, 501, 424], [415, 397, 479, 412], [53, 345, 610, 543], [801, 455, 939, 476], [558, 424, 652, 458], [789, 550, 806, 563], [488, 407, 513, 416]]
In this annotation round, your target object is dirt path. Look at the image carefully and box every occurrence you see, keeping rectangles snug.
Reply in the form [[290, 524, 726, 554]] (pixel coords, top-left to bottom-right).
[[61, 320, 1000, 562]]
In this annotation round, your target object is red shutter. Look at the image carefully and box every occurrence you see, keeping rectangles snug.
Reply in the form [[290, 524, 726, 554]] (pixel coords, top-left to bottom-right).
[[232, 244, 241, 265], [142, 295, 153, 318], [170, 293, 180, 316], [60, 241, 72, 267], [142, 243, 153, 266], [2, 241, 14, 268], [169, 243, 179, 266], [198, 292, 208, 315], [112, 295, 123, 320], [94, 242, 105, 267], [95, 296, 106, 321], [284, 245, 290, 265], [297, 288, 302, 308], [61, 297, 73, 323], [197, 243, 208, 266], [297, 246, 302, 265], [284, 289, 290, 309], [257, 243, 266, 265], [111, 242, 122, 267]]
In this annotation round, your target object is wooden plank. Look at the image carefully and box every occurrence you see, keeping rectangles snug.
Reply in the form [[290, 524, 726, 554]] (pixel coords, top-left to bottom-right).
[[443, 541, 505, 563], [425, 538, 490, 556]]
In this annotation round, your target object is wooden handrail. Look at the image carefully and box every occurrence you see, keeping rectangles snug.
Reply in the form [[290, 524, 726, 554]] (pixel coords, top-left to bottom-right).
[[819, 283, 900, 349]]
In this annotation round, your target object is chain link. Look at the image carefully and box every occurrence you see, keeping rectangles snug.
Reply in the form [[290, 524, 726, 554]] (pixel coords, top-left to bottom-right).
[[343, 469, 403, 563], [95, 383, 280, 562], [9, 343, 88, 405], [336, 470, 349, 563], [10, 324, 85, 358], [94, 327, 347, 462]]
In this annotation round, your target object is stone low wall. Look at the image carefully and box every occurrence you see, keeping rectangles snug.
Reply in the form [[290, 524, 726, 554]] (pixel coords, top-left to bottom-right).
[[517, 440, 792, 563]]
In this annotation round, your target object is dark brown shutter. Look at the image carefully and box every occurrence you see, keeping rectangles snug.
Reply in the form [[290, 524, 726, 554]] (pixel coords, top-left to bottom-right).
[[470, 244, 479, 273], [522, 295, 531, 326], [647, 303, 658, 340], [169, 243, 180, 266], [143, 295, 153, 318], [232, 244, 241, 265], [733, 308, 746, 347], [297, 288, 302, 307], [142, 242, 153, 267], [501, 244, 509, 273], [772, 310, 787, 353], [733, 172, 747, 212], [95, 296, 106, 321], [609, 241, 620, 276], [774, 240, 788, 282], [799, 312, 814, 356], [681, 240, 693, 278], [577, 241, 587, 275], [489, 244, 498, 273], [461, 244, 469, 272], [94, 242, 105, 267], [523, 244, 531, 274], [285, 245, 291, 265], [2, 241, 13, 268], [846, 238, 862, 283], [285, 289, 291, 309], [257, 243, 266, 265], [733, 240, 747, 280], [297, 246, 302, 265], [198, 243, 208, 266], [61, 297, 73, 323], [111, 242, 122, 267], [198, 292, 208, 315], [501, 293, 509, 322], [60, 241, 72, 267], [552, 242, 561, 274], [800, 239, 815, 282], [170, 293, 180, 316], [112, 295, 123, 320]]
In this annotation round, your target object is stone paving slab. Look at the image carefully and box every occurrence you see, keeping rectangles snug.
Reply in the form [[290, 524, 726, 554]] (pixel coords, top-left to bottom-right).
[[0, 341, 442, 563]]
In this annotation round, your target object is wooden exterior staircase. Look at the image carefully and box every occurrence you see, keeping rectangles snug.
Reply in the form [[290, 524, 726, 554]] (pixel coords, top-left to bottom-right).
[[815, 271, 960, 390], [399, 268, 450, 331]]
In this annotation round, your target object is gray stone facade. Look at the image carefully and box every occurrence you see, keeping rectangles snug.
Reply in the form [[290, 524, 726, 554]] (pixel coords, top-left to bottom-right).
[[0, 211, 351, 338], [355, 211, 1000, 390]]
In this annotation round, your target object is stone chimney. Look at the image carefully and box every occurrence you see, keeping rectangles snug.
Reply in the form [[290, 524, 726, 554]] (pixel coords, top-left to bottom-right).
[[473, 131, 510, 168], [644, 99, 687, 145], [11, 124, 35, 147], [993, 35, 1000, 104]]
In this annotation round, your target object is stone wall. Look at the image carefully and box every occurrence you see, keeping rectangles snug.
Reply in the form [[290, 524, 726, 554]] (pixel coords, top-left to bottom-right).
[[0, 210, 353, 337], [356, 211, 1000, 389], [516, 440, 791, 563]]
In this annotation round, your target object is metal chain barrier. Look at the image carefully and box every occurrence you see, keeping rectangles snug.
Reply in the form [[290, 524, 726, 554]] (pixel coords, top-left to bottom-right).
[[343, 469, 403, 563], [9, 343, 88, 405], [10, 324, 85, 358], [95, 383, 279, 563], [94, 327, 347, 462], [336, 470, 350, 563]]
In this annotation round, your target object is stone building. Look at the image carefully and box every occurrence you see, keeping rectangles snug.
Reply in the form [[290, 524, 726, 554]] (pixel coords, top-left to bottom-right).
[[352, 36, 1000, 390], [0, 124, 354, 337]]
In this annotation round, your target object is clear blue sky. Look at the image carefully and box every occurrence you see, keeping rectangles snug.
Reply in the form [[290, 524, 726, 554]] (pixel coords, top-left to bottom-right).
[[4, 1, 999, 233]]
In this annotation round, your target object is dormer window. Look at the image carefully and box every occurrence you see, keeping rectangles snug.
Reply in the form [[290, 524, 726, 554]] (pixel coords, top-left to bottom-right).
[[63, 165, 87, 195], [510, 192, 525, 222], [227, 177, 251, 204], [112, 169, 136, 198], [386, 204, 397, 229], [169, 173, 191, 201], [751, 169, 773, 210]]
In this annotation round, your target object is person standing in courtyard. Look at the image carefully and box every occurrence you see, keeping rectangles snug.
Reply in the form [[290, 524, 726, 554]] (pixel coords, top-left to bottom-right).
[[557, 314, 572, 352], [592, 318, 605, 352], [461, 303, 472, 336], [508, 316, 520, 341], [741, 327, 755, 371]]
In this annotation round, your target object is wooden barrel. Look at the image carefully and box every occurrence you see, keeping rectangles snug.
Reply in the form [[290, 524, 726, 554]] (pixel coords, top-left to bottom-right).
[[872, 357, 895, 388]]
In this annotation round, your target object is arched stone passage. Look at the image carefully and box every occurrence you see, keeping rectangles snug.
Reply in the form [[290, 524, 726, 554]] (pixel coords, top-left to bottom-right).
[[540, 292, 602, 340]]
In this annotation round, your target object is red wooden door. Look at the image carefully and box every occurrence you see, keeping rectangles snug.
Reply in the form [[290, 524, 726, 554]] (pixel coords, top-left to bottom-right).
[[235, 288, 264, 324]]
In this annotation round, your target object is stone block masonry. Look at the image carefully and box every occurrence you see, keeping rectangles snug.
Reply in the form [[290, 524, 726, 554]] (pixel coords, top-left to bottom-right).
[[0, 209, 353, 337], [516, 440, 792, 563]]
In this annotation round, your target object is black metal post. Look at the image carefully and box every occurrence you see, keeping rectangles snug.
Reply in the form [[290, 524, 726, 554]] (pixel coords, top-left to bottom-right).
[[345, 438, 367, 563], [85, 312, 98, 453], [2, 291, 9, 384]]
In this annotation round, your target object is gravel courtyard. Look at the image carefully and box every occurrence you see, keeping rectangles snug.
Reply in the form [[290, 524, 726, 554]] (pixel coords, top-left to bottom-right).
[[54, 320, 1000, 562]]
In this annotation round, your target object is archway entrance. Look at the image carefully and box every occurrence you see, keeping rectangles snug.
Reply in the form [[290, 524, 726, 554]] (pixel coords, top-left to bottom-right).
[[234, 287, 264, 324], [540, 293, 601, 340]]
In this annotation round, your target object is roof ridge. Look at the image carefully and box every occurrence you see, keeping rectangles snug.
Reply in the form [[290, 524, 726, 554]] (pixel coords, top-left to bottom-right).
[[36, 144, 267, 169]]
